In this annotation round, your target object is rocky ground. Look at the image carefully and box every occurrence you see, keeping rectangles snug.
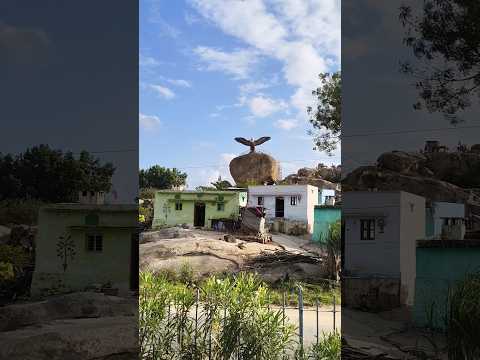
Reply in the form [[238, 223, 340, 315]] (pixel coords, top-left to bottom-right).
[[140, 227, 329, 283], [0, 292, 138, 359]]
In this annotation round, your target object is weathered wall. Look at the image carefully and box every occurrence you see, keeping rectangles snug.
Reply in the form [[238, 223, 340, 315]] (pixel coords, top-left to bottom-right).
[[31, 205, 137, 297], [414, 244, 480, 329], [313, 206, 341, 244], [342, 276, 401, 311], [399, 192, 425, 306], [153, 191, 245, 228]]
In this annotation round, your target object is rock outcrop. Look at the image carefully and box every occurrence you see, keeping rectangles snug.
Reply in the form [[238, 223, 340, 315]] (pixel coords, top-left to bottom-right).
[[282, 166, 339, 190]]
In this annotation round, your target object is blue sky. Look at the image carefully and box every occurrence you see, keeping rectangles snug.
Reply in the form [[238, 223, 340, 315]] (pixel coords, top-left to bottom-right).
[[140, 0, 340, 189]]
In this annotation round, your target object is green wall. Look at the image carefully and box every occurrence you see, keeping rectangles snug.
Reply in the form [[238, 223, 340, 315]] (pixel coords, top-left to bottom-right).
[[31, 205, 138, 297], [313, 206, 341, 244], [414, 246, 480, 329], [153, 191, 246, 228]]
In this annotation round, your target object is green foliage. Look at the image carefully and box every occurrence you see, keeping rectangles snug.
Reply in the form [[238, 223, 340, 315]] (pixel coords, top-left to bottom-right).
[[0, 245, 33, 300], [0, 262, 14, 281], [321, 220, 341, 280], [306, 331, 341, 360], [140, 271, 296, 359], [139, 165, 187, 190], [0, 244, 32, 270], [211, 178, 233, 190], [139, 187, 157, 200], [308, 72, 341, 155], [400, 1, 480, 123], [0, 199, 44, 225], [0, 145, 115, 202], [446, 271, 480, 359]]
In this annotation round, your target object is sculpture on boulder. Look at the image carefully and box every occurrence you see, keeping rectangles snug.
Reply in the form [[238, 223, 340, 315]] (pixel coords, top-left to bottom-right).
[[234, 136, 271, 153], [230, 136, 279, 186]]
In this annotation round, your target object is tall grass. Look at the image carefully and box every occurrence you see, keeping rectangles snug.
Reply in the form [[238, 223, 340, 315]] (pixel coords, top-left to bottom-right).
[[446, 271, 480, 360], [140, 271, 297, 359]]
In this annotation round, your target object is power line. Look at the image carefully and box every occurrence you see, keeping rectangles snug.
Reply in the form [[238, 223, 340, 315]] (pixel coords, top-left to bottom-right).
[[342, 124, 480, 138]]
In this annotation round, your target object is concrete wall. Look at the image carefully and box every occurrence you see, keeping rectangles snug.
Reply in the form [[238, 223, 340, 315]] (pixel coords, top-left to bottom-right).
[[343, 191, 425, 307], [399, 192, 426, 306], [153, 191, 245, 228], [31, 205, 137, 297], [313, 206, 341, 244], [414, 244, 480, 329], [247, 185, 318, 233], [343, 192, 402, 277]]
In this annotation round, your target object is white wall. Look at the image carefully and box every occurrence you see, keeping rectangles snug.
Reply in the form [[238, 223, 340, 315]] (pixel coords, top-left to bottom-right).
[[247, 185, 318, 233], [343, 191, 426, 307], [343, 192, 402, 277], [399, 192, 425, 306]]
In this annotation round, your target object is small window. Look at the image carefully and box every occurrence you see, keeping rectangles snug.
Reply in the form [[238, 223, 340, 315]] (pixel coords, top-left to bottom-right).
[[217, 203, 225, 211], [90, 191, 95, 196], [175, 202, 183, 211], [257, 196, 264, 206], [86, 234, 103, 252], [82, 191, 87, 197], [290, 196, 297, 206], [360, 219, 375, 240]]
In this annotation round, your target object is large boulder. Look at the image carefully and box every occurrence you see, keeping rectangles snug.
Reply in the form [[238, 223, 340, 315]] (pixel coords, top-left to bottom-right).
[[0, 292, 136, 332], [229, 152, 279, 185], [342, 166, 471, 203], [377, 151, 431, 176]]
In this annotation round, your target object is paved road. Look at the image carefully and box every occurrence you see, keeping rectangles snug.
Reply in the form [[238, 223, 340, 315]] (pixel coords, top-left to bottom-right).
[[275, 306, 341, 347]]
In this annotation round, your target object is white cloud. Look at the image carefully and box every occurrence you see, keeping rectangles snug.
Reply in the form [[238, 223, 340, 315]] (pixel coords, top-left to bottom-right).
[[139, 113, 162, 130], [139, 54, 160, 67], [248, 95, 287, 118], [190, 0, 340, 114], [275, 118, 298, 130], [239, 81, 269, 95], [166, 78, 192, 88], [194, 46, 258, 79], [149, 84, 176, 99]]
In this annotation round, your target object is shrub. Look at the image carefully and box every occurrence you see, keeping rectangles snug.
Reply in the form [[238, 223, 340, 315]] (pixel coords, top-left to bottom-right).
[[139, 271, 296, 359], [0, 199, 44, 225], [446, 271, 480, 359]]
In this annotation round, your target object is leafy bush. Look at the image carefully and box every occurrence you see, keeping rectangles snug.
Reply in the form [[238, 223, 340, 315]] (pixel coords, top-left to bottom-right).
[[0, 199, 44, 225], [446, 271, 480, 360], [140, 272, 296, 359]]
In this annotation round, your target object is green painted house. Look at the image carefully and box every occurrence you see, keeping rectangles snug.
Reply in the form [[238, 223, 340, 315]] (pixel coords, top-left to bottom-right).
[[153, 190, 247, 228], [31, 203, 138, 297], [313, 205, 341, 244]]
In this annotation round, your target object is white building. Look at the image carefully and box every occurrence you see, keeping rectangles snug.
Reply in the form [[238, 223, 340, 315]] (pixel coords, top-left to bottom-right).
[[343, 191, 426, 306], [319, 188, 336, 206], [426, 202, 465, 240], [247, 185, 319, 233]]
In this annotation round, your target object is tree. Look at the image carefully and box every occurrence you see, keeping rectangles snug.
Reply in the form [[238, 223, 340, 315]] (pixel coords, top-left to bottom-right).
[[307, 72, 341, 155], [400, 1, 480, 123], [211, 177, 232, 190], [0, 145, 115, 202], [139, 165, 187, 190]]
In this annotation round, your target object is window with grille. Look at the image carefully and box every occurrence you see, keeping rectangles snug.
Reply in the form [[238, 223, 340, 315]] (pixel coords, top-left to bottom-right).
[[86, 234, 103, 252], [217, 203, 225, 211], [360, 219, 375, 240], [257, 196, 264, 206], [175, 202, 183, 211], [290, 196, 297, 206]]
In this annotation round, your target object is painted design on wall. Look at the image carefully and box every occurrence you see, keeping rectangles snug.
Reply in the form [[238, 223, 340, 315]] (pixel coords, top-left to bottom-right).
[[56, 233, 76, 272]]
